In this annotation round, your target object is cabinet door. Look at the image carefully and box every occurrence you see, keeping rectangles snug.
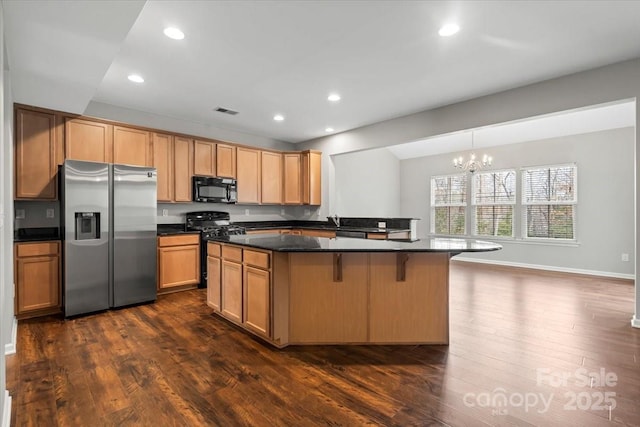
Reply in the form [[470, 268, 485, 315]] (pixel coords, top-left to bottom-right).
[[243, 266, 270, 337], [113, 126, 152, 167], [157, 245, 200, 289], [221, 260, 243, 323], [207, 256, 222, 311], [302, 151, 322, 205], [236, 147, 261, 204], [193, 140, 216, 176], [216, 143, 237, 178], [15, 255, 60, 314], [15, 109, 58, 199], [153, 133, 174, 202], [65, 117, 113, 163], [261, 151, 283, 204], [174, 137, 193, 202], [283, 153, 302, 204], [369, 253, 449, 343], [289, 252, 368, 343]]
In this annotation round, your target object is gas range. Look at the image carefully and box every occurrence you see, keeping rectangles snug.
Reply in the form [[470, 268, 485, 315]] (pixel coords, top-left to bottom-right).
[[185, 211, 246, 288]]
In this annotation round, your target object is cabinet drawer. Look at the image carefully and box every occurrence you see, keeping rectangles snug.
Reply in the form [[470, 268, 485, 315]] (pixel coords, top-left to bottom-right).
[[15, 241, 60, 257], [208, 242, 221, 257], [158, 234, 200, 247], [244, 249, 270, 270], [222, 245, 243, 262]]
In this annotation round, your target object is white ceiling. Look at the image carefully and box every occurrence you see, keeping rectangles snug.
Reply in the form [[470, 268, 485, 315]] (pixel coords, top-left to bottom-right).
[[3, 1, 640, 144]]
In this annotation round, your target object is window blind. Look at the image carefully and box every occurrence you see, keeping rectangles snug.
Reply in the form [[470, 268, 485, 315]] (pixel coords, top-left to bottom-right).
[[431, 174, 466, 235], [472, 170, 516, 237]]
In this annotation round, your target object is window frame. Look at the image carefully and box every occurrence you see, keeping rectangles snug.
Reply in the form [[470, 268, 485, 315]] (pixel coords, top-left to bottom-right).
[[471, 168, 517, 239], [430, 173, 468, 236], [520, 163, 578, 242]]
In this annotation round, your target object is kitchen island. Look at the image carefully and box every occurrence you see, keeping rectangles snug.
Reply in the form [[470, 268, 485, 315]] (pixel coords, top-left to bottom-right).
[[206, 234, 501, 348]]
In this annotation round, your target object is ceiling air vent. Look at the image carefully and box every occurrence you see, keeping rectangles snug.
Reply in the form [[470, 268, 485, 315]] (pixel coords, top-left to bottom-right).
[[214, 107, 239, 115]]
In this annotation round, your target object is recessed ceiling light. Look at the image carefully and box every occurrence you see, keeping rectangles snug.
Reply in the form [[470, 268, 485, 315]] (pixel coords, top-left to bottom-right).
[[273, 114, 284, 121], [164, 27, 185, 40], [327, 93, 341, 102], [325, 127, 334, 132], [127, 74, 144, 83], [438, 23, 460, 37]]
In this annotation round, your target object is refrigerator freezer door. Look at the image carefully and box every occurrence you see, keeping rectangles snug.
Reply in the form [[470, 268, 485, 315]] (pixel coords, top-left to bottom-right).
[[111, 164, 158, 307], [62, 160, 110, 316]]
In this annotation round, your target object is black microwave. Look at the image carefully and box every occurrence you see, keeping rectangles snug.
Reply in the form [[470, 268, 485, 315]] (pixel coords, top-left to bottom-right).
[[192, 176, 238, 203]]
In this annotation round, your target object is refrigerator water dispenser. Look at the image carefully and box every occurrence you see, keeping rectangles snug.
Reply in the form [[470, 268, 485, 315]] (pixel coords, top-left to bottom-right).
[[75, 212, 100, 240]]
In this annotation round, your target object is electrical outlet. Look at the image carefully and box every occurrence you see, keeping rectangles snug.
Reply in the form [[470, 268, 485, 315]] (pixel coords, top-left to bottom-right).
[[15, 209, 25, 219], [162, 209, 169, 217], [378, 221, 387, 229], [621, 253, 630, 262], [46, 209, 55, 218]]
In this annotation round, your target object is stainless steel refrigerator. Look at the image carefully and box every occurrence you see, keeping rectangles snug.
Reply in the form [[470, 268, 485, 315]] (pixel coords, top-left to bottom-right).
[[60, 160, 157, 317]]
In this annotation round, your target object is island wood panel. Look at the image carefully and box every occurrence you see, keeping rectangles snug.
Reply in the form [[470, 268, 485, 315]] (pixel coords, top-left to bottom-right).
[[207, 255, 221, 311], [64, 118, 113, 163], [271, 253, 290, 346], [14, 108, 59, 199], [193, 140, 216, 176], [289, 252, 368, 343], [369, 253, 449, 344], [113, 126, 151, 167], [173, 137, 193, 202], [299, 229, 336, 238]]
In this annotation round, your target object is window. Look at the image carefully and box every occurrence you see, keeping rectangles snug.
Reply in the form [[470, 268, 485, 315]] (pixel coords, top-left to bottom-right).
[[431, 174, 466, 235], [522, 164, 577, 240], [473, 170, 516, 237]]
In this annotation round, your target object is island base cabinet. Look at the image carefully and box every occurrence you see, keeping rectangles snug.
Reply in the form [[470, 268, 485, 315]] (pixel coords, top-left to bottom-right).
[[243, 266, 270, 337], [369, 253, 449, 344], [221, 260, 243, 324], [289, 253, 368, 343]]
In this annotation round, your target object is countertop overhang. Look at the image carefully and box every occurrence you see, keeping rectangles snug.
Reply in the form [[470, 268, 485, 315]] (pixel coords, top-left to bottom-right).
[[208, 234, 502, 253]]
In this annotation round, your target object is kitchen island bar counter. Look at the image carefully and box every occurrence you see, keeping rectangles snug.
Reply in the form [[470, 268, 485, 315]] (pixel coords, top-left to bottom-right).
[[206, 235, 501, 348], [210, 233, 502, 253]]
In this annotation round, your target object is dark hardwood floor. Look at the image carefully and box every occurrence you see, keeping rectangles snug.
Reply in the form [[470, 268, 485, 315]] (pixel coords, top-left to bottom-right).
[[7, 261, 640, 426]]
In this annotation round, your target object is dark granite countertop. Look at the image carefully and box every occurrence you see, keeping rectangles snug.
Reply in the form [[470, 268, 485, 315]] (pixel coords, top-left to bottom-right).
[[235, 221, 410, 233], [157, 223, 195, 236], [14, 227, 60, 242], [208, 234, 502, 254]]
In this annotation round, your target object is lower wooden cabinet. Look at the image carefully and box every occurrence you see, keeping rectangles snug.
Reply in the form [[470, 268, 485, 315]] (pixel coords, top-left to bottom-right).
[[14, 241, 61, 318], [157, 234, 200, 293], [207, 242, 272, 339]]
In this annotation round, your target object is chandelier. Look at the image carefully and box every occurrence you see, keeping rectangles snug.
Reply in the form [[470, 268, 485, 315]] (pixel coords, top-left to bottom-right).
[[453, 132, 492, 173]]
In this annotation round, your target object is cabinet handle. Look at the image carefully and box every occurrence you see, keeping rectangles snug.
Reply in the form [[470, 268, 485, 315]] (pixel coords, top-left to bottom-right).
[[396, 253, 409, 282], [333, 253, 343, 282]]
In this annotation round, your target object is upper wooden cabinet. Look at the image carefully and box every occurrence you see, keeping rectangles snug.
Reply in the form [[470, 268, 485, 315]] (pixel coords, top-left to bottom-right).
[[261, 151, 283, 204], [113, 126, 152, 167], [193, 140, 216, 176], [216, 143, 237, 178], [237, 147, 261, 204], [64, 117, 113, 163], [283, 153, 302, 204], [14, 108, 60, 200], [152, 132, 174, 202], [174, 137, 194, 202], [302, 151, 322, 205]]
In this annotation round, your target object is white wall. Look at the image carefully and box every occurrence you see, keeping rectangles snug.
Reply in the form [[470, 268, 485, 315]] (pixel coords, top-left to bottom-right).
[[399, 127, 635, 277], [1, 1, 13, 422], [297, 58, 640, 325], [333, 148, 400, 217]]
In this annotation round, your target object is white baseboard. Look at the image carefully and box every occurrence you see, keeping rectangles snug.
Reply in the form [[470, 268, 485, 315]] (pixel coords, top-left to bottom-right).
[[632, 316, 640, 328], [4, 317, 16, 355], [2, 390, 10, 427], [452, 256, 635, 280]]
